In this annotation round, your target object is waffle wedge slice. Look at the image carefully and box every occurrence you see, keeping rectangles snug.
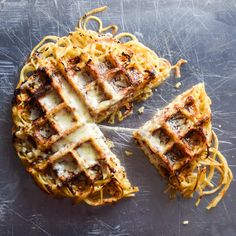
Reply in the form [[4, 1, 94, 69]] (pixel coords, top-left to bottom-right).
[[134, 83, 233, 209]]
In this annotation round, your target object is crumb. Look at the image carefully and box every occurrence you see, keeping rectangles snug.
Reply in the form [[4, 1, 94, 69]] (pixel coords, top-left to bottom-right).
[[125, 150, 133, 156], [106, 138, 114, 148], [218, 124, 222, 128], [182, 220, 189, 225], [173, 59, 187, 78], [175, 82, 182, 89], [138, 106, 144, 114]]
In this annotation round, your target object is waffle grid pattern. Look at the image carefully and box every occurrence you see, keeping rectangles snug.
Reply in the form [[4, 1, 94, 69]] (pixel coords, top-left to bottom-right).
[[19, 60, 127, 186], [58, 49, 152, 122], [134, 84, 211, 173]]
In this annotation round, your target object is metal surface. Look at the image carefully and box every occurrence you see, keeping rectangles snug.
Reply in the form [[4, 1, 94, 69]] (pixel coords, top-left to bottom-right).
[[0, 0, 236, 235]]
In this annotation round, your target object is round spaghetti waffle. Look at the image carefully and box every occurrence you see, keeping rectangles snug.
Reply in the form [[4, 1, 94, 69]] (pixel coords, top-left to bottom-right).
[[12, 6, 177, 205]]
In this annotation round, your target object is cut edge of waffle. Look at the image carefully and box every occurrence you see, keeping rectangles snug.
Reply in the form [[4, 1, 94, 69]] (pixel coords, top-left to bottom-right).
[[134, 83, 233, 209]]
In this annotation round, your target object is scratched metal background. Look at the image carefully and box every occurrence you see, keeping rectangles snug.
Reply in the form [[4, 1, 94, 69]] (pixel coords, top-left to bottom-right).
[[0, 0, 236, 235]]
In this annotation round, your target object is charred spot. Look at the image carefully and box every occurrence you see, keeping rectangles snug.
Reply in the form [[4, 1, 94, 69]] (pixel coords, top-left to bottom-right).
[[144, 69, 156, 77], [37, 67, 46, 76], [90, 164, 100, 172], [183, 129, 206, 150], [43, 148, 53, 156], [38, 69, 51, 85], [28, 82, 36, 89], [167, 111, 191, 134], [44, 184, 52, 193], [11, 88, 21, 105], [90, 164, 103, 180], [158, 163, 170, 177], [121, 51, 131, 62], [128, 68, 142, 83], [73, 67, 81, 72], [27, 96, 36, 106], [165, 144, 187, 164], [205, 145, 210, 159], [31, 85, 51, 100], [68, 56, 81, 65], [86, 59, 92, 65], [152, 128, 171, 146], [69, 172, 91, 191], [26, 98, 45, 119], [27, 136, 37, 148], [50, 71, 59, 80], [184, 96, 195, 112]]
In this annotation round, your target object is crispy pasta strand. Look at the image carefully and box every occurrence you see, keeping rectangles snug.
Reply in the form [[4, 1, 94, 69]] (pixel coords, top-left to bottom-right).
[[168, 131, 233, 210]]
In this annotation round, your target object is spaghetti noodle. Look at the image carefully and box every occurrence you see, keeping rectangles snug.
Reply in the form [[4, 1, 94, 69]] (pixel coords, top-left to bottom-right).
[[168, 131, 233, 209]]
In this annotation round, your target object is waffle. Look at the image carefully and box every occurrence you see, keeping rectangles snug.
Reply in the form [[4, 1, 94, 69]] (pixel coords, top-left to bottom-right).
[[134, 83, 233, 209], [134, 83, 212, 175]]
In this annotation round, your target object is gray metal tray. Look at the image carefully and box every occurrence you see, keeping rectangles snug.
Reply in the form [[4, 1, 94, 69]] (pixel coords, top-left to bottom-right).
[[0, 0, 236, 235]]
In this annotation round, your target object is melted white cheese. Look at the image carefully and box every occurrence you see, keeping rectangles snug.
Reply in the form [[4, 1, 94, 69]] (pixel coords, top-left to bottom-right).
[[39, 90, 62, 110], [59, 76, 92, 122], [86, 83, 110, 108], [53, 109, 75, 132], [51, 123, 120, 167], [72, 72, 92, 88], [76, 142, 98, 168], [52, 123, 102, 152], [30, 107, 41, 120]]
